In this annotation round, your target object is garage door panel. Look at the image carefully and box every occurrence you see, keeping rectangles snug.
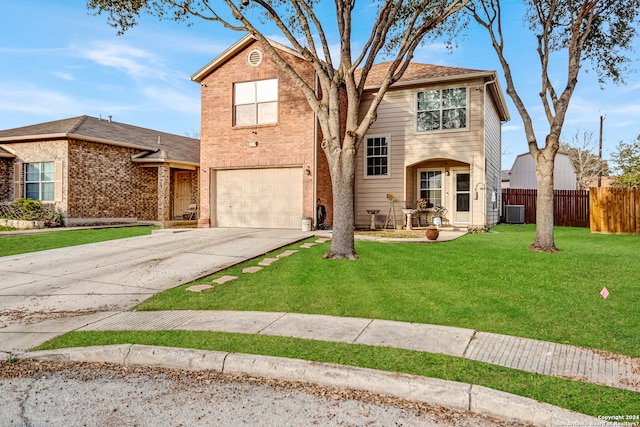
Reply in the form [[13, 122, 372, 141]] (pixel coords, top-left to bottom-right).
[[215, 168, 302, 229]]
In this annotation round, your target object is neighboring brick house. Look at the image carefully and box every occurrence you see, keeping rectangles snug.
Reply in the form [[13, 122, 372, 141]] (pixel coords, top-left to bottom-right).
[[0, 115, 199, 226], [192, 35, 509, 230]]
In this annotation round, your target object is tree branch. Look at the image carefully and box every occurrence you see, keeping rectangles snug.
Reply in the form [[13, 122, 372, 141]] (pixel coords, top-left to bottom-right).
[[469, 0, 539, 155]]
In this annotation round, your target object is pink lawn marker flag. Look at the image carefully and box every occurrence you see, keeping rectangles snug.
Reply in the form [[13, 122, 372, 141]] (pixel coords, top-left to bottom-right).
[[600, 287, 609, 299]]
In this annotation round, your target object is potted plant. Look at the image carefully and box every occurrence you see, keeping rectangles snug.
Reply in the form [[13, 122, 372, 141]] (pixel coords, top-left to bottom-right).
[[432, 205, 447, 227], [425, 225, 439, 240], [416, 198, 434, 210]]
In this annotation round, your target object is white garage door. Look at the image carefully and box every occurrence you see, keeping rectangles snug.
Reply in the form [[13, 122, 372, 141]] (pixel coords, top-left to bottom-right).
[[215, 168, 303, 228]]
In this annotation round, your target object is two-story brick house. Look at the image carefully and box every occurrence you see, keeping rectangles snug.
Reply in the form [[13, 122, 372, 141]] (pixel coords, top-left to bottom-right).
[[192, 35, 509, 230]]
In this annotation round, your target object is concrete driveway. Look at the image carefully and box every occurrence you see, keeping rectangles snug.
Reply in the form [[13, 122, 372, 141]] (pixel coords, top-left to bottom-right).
[[0, 227, 309, 355]]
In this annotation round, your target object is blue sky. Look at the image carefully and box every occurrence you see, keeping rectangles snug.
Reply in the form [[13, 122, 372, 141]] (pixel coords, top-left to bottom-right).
[[1, 1, 638, 169]]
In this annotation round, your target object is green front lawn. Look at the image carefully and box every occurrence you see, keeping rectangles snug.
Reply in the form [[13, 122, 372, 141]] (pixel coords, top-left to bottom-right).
[[0, 226, 155, 257], [137, 225, 640, 358]]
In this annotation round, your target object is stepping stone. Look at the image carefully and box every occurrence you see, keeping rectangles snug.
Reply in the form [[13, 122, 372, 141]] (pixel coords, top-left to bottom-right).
[[259, 258, 278, 266], [186, 284, 213, 292], [212, 275, 238, 285], [276, 250, 298, 258], [242, 266, 263, 273], [300, 243, 316, 249], [315, 238, 331, 243]]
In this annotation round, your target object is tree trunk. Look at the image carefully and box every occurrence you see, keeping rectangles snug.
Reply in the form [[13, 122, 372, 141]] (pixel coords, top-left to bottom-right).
[[531, 156, 558, 252], [323, 148, 357, 260]]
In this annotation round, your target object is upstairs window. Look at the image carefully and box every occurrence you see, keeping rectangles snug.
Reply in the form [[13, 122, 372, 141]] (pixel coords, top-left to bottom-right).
[[365, 136, 389, 177], [234, 79, 278, 126], [417, 87, 467, 132], [24, 162, 54, 201]]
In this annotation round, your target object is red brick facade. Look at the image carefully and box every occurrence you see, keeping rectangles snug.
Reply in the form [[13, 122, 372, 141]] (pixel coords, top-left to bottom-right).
[[198, 39, 333, 228], [67, 139, 159, 220]]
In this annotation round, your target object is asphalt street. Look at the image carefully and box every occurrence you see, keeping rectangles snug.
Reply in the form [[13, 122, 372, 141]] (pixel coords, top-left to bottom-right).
[[0, 360, 531, 427]]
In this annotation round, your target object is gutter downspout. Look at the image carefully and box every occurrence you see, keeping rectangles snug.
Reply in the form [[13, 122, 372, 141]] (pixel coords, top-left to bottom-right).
[[313, 72, 319, 228]]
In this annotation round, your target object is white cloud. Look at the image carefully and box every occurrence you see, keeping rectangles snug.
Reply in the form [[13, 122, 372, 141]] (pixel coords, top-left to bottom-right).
[[79, 41, 168, 81], [0, 46, 70, 55], [502, 124, 522, 133], [52, 71, 74, 81], [264, 33, 293, 48], [141, 85, 200, 115], [606, 103, 640, 115], [0, 83, 85, 115]]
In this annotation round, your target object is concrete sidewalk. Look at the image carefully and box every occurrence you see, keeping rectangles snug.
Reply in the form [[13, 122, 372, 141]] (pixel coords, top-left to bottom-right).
[[61, 310, 640, 394]]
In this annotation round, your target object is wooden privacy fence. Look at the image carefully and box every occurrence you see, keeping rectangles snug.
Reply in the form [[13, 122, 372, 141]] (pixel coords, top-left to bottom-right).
[[502, 189, 590, 227], [590, 187, 640, 234]]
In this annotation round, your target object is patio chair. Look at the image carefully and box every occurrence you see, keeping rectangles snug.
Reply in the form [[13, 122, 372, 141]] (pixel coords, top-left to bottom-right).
[[183, 204, 197, 220]]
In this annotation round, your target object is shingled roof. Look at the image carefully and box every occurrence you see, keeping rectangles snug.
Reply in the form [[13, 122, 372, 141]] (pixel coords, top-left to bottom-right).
[[0, 115, 199, 165], [359, 61, 491, 88]]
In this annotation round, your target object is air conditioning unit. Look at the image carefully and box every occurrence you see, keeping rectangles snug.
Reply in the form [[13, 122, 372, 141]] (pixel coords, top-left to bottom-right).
[[504, 205, 525, 224]]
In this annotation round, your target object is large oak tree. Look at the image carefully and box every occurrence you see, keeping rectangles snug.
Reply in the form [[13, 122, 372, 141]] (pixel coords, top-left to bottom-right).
[[466, 0, 639, 251], [88, 0, 470, 259]]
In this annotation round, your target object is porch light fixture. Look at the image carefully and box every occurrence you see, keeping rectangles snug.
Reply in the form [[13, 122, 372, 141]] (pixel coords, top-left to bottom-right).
[[304, 167, 311, 176], [474, 182, 487, 200]]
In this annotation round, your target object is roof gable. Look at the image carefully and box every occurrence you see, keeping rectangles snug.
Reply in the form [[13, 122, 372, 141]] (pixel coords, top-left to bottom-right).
[[190, 34, 303, 83]]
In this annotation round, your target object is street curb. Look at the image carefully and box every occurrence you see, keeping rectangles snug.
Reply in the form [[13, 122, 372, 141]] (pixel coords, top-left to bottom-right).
[[21, 345, 598, 426]]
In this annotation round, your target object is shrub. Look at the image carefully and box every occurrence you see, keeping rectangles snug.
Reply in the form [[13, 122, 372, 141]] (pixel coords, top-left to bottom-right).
[[0, 198, 63, 227]]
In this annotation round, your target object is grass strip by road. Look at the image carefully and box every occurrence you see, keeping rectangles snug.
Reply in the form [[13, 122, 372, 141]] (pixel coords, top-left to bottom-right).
[[33, 330, 639, 417], [136, 225, 640, 358], [0, 226, 155, 257]]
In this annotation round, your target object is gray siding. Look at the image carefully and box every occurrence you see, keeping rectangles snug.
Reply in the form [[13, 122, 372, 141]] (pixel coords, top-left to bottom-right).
[[508, 153, 577, 190], [484, 92, 502, 226]]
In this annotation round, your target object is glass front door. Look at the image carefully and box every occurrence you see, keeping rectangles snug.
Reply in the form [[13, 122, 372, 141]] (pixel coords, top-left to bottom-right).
[[453, 172, 470, 223]]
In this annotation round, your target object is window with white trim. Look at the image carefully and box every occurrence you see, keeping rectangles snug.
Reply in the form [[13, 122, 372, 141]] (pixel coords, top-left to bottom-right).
[[365, 136, 389, 177], [418, 169, 443, 206], [24, 162, 54, 201], [417, 87, 467, 131], [234, 79, 278, 126]]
